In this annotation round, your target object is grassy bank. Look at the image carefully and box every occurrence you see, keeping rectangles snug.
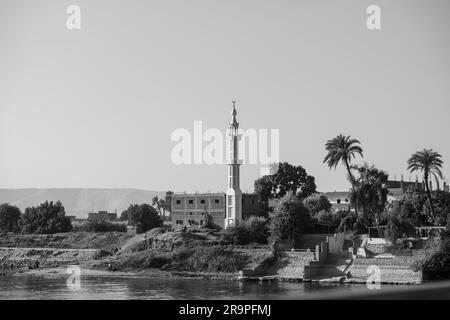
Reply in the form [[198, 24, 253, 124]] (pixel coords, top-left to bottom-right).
[[0, 232, 133, 250], [105, 243, 262, 274], [0, 231, 273, 278]]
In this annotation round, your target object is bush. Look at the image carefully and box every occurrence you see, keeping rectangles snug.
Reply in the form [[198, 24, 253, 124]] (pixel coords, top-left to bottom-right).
[[183, 245, 247, 273], [412, 231, 450, 272], [73, 220, 127, 233], [20, 201, 72, 234], [222, 216, 269, 245], [113, 244, 248, 273]]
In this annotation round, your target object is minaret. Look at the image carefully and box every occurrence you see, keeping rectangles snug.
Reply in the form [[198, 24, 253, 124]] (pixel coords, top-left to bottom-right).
[[225, 101, 242, 228]]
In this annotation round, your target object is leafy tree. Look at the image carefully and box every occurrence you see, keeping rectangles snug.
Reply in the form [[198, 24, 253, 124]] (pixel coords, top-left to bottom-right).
[[269, 192, 312, 247], [123, 203, 162, 233], [0, 203, 21, 233], [254, 175, 272, 201], [254, 162, 316, 200], [323, 134, 363, 186], [120, 210, 128, 221], [407, 149, 444, 221], [20, 201, 72, 234], [152, 195, 170, 216], [350, 163, 388, 229], [152, 196, 162, 215], [303, 193, 331, 217], [385, 202, 417, 241]]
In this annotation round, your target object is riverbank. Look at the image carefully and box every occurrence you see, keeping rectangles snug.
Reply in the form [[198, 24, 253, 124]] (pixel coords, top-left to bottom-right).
[[21, 266, 238, 280], [0, 231, 429, 285]]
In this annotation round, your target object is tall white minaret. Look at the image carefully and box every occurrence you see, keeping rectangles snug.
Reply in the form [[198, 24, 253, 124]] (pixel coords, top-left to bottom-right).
[[225, 101, 242, 228]]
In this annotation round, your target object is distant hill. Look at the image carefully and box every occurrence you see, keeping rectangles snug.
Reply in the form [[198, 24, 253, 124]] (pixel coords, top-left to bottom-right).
[[0, 188, 167, 218]]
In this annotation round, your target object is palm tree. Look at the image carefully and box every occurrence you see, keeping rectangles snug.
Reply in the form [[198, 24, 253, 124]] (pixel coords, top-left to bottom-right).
[[407, 148, 444, 221], [323, 134, 364, 187]]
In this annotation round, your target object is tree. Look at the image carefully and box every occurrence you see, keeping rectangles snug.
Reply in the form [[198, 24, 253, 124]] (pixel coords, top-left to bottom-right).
[[350, 163, 388, 230], [152, 196, 162, 215], [423, 190, 450, 226], [120, 210, 128, 221], [123, 203, 162, 233], [152, 195, 170, 216], [20, 201, 72, 234], [269, 192, 312, 247], [165, 191, 174, 213], [222, 216, 269, 245], [303, 193, 332, 217], [323, 134, 363, 186], [254, 162, 316, 200], [0, 203, 21, 233], [407, 149, 444, 222]]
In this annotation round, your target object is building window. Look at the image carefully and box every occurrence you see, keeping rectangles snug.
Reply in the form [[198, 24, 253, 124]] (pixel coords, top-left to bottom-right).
[[189, 212, 193, 215], [176, 220, 183, 225], [176, 200, 181, 205], [251, 200, 255, 205], [188, 199, 194, 204], [344, 198, 349, 203], [215, 199, 220, 204], [200, 220, 204, 226], [228, 196, 232, 206], [337, 199, 341, 204], [228, 208, 232, 218], [200, 199, 205, 204]]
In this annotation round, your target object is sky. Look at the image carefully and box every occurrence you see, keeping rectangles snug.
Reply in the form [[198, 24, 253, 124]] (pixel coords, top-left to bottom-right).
[[1, 0, 450, 193]]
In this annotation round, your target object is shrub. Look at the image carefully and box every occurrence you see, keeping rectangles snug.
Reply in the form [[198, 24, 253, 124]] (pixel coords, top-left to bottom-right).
[[113, 244, 248, 273], [412, 231, 450, 272], [222, 216, 269, 245], [73, 220, 127, 233], [183, 245, 247, 273]]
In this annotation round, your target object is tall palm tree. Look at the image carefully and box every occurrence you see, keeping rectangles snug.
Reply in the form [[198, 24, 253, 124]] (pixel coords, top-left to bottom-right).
[[407, 148, 444, 221], [323, 134, 364, 187]]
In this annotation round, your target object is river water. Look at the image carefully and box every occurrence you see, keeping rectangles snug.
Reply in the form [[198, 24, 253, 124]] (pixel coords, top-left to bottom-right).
[[0, 274, 400, 300]]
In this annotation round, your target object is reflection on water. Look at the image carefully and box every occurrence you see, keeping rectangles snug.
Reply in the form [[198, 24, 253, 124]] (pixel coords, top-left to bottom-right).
[[0, 274, 386, 300]]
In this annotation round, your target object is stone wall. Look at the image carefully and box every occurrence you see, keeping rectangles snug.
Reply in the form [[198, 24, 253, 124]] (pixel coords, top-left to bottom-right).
[[350, 264, 422, 283], [350, 258, 422, 283]]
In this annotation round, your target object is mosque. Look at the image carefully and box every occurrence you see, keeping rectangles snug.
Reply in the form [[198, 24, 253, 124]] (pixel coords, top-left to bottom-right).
[[171, 102, 267, 229]]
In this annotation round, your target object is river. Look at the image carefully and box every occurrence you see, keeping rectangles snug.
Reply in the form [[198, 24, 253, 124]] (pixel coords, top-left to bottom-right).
[[0, 274, 403, 300]]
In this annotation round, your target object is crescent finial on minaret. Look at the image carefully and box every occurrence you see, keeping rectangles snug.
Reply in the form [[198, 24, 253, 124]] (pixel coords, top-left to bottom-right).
[[230, 100, 238, 128]]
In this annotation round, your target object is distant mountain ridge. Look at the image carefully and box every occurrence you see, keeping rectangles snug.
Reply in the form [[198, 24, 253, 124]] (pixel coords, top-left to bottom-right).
[[0, 188, 167, 218]]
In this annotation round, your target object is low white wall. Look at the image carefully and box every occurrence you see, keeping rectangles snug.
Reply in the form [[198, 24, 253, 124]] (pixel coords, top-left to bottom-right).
[[327, 233, 344, 253]]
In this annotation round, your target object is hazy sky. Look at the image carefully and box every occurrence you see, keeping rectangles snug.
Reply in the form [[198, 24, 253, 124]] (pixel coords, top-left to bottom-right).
[[1, 0, 449, 193]]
